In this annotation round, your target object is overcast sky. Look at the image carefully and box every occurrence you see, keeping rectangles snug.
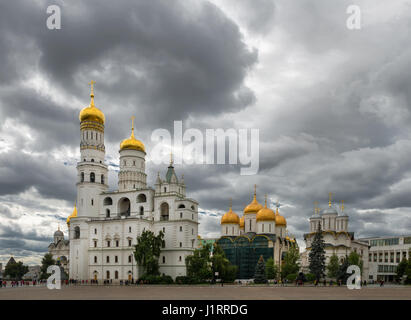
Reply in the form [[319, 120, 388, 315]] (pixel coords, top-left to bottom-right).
[[1, 0, 411, 265]]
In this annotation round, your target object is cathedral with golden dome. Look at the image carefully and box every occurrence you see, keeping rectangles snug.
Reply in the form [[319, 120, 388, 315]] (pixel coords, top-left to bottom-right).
[[216, 186, 297, 279], [66, 82, 199, 282]]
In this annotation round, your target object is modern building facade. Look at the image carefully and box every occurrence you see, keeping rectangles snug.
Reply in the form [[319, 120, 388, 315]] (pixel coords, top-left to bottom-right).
[[67, 83, 199, 282], [359, 235, 411, 282]]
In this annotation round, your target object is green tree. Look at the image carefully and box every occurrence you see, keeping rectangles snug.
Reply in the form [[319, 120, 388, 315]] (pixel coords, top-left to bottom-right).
[[211, 245, 237, 282], [308, 223, 326, 281], [327, 254, 340, 279], [4, 259, 29, 280], [396, 258, 408, 280], [347, 251, 363, 274], [134, 230, 164, 276], [281, 246, 300, 279], [40, 253, 56, 280], [337, 257, 349, 284], [185, 243, 212, 281], [265, 257, 278, 280], [253, 255, 267, 284]]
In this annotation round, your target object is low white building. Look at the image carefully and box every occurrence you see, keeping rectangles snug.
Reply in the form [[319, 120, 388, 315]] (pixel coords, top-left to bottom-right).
[[67, 83, 199, 282], [358, 235, 411, 283]]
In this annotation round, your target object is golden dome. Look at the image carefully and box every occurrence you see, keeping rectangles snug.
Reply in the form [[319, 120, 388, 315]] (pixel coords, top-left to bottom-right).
[[79, 81, 105, 124], [256, 195, 276, 222], [275, 207, 287, 226], [221, 202, 240, 225], [239, 216, 245, 229], [120, 116, 145, 152], [66, 203, 77, 225], [244, 185, 263, 214]]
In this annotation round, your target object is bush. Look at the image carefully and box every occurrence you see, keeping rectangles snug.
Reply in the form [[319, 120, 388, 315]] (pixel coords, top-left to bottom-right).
[[305, 273, 316, 282], [137, 274, 174, 284], [175, 276, 204, 284], [285, 273, 297, 282]]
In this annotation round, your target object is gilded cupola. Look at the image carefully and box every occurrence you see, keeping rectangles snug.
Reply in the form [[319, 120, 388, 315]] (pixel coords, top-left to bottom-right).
[[239, 216, 245, 229], [275, 206, 287, 227], [221, 200, 240, 224], [119, 116, 145, 152], [256, 195, 276, 222], [66, 202, 78, 225], [244, 185, 263, 214], [79, 81, 105, 124]]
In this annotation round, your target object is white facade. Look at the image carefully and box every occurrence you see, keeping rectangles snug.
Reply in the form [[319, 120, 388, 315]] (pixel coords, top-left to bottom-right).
[[69, 91, 198, 282], [359, 235, 411, 282], [301, 205, 369, 280]]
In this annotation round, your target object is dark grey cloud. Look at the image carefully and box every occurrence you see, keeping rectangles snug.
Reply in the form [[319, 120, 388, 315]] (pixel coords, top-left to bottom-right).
[[1, 0, 411, 262]]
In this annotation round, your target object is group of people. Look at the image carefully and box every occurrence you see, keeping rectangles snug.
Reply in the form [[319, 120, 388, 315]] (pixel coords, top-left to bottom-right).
[[0, 279, 47, 288]]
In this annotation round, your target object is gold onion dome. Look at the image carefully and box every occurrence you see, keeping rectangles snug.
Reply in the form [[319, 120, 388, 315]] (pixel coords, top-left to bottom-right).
[[120, 116, 145, 152], [275, 207, 287, 226], [221, 200, 240, 224], [256, 195, 276, 222], [79, 81, 105, 124], [66, 202, 77, 225], [239, 216, 245, 229], [244, 185, 263, 214]]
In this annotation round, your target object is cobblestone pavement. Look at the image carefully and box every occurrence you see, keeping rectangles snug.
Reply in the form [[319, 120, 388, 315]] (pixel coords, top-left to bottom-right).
[[0, 284, 410, 300]]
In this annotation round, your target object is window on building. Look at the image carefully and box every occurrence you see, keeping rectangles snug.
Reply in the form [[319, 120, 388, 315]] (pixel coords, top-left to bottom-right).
[[74, 226, 80, 239], [162, 227, 165, 233], [162, 240, 165, 248], [129, 226, 131, 233], [192, 229, 194, 235], [374, 253, 377, 262], [106, 271, 110, 279], [94, 241, 97, 248], [94, 256, 97, 263], [369, 254, 372, 262], [128, 239, 132, 247], [133, 160, 136, 166], [384, 253, 388, 263], [180, 242, 182, 248], [104, 197, 113, 205], [160, 203, 169, 221], [180, 226, 183, 232], [101, 175, 104, 184], [90, 172, 95, 183], [106, 256, 110, 263], [128, 255, 132, 263], [81, 172, 84, 182], [115, 271, 119, 279], [262, 224, 264, 232], [164, 187, 167, 193], [106, 209, 110, 218], [180, 212, 183, 219], [162, 256, 165, 264], [94, 228, 97, 235], [139, 206, 144, 215], [107, 240, 111, 247], [390, 252, 394, 263], [115, 256, 118, 263], [116, 240, 119, 247], [192, 214, 194, 220], [179, 256, 182, 262]]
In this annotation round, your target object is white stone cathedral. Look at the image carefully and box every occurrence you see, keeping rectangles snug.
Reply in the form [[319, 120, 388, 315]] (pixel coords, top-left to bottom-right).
[[66, 82, 199, 282]]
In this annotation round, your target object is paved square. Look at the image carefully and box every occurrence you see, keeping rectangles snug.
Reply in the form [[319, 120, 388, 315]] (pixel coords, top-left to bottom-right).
[[0, 285, 410, 300]]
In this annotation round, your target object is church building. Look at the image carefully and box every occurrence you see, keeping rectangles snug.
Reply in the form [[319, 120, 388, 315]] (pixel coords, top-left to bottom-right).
[[66, 82, 199, 282], [216, 186, 297, 279]]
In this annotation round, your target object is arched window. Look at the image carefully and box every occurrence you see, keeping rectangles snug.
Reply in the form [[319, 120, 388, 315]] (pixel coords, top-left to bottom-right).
[[106, 270, 110, 279], [101, 175, 104, 184], [164, 187, 167, 193], [179, 256, 182, 262], [106, 256, 110, 263], [162, 256, 165, 264], [139, 206, 144, 215], [91, 159, 94, 162], [104, 197, 113, 206], [90, 172, 95, 183], [74, 226, 80, 239], [106, 209, 110, 218], [118, 198, 131, 217], [191, 205, 195, 210], [137, 194, 146, 203], [178, 204, 185, 209], [94, 256, 97, 263], [81, 172, 84, 182], [91, 199, 94, 206], [160, 203, 169, 221]]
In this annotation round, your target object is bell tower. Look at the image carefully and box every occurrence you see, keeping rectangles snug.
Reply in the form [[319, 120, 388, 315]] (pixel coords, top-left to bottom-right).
[[76, 81, 108, 217]]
